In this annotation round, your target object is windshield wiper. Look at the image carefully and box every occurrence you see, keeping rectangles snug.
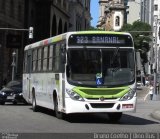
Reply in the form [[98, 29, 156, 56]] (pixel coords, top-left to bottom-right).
[[111, 47, 121, 72], [111, 47, 120, 65]]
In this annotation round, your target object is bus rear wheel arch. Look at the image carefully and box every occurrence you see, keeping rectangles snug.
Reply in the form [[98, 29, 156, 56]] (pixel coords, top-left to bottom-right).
[[53, 91, 64, 119]]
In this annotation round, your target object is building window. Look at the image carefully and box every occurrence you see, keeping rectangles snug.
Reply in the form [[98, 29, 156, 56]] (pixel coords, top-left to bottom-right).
[[10, 0, 14, 18], [1, 0, 6, 14], [58, 0, 62, 6], [63, 0, 66, 10], [154, 5, 158, 11], [18, 3, 22, 21], [115, 16, 120, 26]]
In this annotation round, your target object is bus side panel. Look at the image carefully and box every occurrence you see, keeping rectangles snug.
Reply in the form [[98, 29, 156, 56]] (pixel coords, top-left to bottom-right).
[[23, 74, 31, 103], [28, 73, 63, 110]]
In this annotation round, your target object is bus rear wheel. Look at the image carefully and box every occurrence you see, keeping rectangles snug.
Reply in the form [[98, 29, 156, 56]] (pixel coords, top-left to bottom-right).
[[32, 92, 38, 112], [107, 112, 122, 122], [54, 97, 64, 119]]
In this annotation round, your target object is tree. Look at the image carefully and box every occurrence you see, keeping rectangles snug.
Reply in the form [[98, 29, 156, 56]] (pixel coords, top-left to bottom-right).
[[121, 21, 152, 64], [89, 26, 104, 31]]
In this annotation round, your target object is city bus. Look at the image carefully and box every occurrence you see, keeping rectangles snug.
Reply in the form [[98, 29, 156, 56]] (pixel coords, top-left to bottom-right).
[[23, 31, 136, 121]]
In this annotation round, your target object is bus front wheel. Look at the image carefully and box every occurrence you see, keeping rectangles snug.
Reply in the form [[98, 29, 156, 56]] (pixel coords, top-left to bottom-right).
[[54, 97, 64, 119], [107, 112, 122, 122]]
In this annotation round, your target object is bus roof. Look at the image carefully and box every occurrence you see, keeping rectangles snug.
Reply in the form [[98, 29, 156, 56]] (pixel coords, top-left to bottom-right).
[[24, 31, 132, 51]]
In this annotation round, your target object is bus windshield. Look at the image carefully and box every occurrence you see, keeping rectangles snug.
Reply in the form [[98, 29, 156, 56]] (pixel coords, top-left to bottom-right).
[[67, 48, 135, 87]]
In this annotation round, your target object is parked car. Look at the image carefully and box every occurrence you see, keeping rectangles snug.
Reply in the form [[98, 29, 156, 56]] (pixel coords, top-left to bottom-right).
[[0, 80, 26, 105], [136, 81, 142, 89]]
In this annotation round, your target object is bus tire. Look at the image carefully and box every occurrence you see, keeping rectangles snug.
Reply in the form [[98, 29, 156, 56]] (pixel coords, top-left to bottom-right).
[[108, 112, 122, 122], [32, 91, 38, 112], [54, 96, 64, 119]]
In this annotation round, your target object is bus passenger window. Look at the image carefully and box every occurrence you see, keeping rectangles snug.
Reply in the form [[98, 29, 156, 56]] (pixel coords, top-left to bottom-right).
[[53, 44, 60, 72], [37, 48, 42, 71], [32, 49, 37, 72], [43, 47, 48, 71], [49, 45, 53, 71]]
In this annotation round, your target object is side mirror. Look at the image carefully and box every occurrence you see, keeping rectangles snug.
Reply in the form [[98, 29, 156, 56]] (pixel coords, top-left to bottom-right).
[[61, 44, 66, 64], [61, 52, 66, 64]]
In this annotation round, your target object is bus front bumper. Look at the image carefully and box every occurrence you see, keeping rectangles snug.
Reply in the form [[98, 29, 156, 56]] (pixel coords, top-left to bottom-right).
[[64, 97, 137, 114]]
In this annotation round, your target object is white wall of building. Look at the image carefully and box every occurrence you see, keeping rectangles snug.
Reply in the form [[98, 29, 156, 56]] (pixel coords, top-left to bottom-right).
[[153, 0, 160, 72], [113, 11, 123, 31], [127, 0, 141, 24]]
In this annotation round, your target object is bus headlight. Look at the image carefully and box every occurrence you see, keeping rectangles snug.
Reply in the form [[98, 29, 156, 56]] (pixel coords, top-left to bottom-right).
[[120, 88, 136, 101], [66, 89, 84, 101]]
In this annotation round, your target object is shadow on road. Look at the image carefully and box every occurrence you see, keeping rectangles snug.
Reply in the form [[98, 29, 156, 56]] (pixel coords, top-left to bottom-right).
[[65, 113, 160, 125], [120, 114, 160, 125], [28, 106, 160, 125], [2, 103, 29, 106]]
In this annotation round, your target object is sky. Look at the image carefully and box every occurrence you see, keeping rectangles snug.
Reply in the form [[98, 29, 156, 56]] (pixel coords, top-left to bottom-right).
[[90, 0, 99, 27]]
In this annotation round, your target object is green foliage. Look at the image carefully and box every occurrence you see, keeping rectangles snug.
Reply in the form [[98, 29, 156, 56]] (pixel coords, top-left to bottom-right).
[[89, 26, 105, 31], [120, 21, 152, 64]]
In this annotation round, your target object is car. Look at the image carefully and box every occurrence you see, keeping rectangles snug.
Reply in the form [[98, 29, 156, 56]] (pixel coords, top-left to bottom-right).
[[136, 81, 142, 89], [0, 80, 26, 105]]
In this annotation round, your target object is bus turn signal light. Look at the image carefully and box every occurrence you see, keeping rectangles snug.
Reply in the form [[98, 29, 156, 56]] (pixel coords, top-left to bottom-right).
[[122, 104, 133, 109]]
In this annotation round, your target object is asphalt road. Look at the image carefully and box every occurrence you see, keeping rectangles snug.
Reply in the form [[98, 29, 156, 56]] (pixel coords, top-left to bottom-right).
[[0, 87, 160, 139], [0, 101, 160, 133]]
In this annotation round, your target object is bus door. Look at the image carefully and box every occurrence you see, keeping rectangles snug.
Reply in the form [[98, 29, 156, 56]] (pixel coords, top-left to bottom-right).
[[27, 50, 32, 102]]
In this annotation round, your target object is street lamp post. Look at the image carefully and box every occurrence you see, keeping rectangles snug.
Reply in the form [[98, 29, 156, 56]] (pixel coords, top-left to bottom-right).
[[11, 51, 16, 81]]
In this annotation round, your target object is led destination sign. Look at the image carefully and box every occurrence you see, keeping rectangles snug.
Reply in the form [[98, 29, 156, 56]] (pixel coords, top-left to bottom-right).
[[77, 36, 123, 44], [68, 34, 133, 46]]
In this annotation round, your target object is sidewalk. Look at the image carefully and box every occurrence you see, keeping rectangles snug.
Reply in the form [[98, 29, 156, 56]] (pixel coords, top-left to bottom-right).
[[151, 109, 160, 121], [137, 86, 160, 121], [150, 94, 160, 121]]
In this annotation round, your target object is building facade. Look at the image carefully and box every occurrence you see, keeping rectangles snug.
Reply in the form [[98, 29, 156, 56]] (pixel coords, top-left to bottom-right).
[[0, 0, 25, 87], [97, 0, 125, 31], [0, 0, 91, 88], [25, 0, 91, 42], [24, 0, 70, 43], [69, 0, 91, 31], [153, 0, 160, 73], [141, 0, 154, 25], [126, 0, 141, 24]]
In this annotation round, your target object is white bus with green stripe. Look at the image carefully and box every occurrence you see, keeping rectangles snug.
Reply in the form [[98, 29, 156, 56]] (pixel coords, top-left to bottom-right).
[[23, 31, 136, 121]]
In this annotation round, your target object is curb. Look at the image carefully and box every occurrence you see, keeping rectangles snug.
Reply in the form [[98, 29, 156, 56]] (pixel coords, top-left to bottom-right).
[[151, 110, 160, 121]]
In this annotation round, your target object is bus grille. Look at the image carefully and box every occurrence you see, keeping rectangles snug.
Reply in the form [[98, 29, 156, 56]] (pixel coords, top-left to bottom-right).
[[90, 103, 115, 108], [73, 87, 129, 99]]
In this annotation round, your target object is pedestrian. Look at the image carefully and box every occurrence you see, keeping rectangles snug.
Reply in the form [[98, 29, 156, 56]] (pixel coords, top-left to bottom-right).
[[143, 76, 145, 86], [149, 84, 154, 100]]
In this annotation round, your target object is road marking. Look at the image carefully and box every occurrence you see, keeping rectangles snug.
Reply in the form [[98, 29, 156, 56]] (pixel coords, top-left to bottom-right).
[[144, 93, 149, 101]]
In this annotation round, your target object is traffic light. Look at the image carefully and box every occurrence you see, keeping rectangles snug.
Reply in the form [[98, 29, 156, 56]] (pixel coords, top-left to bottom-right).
[[29, 27, 34, 39]]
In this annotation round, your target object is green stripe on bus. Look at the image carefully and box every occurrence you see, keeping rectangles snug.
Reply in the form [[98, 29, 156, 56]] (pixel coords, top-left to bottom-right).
[[72, 87, 130, 99], [75, 31, 127, 35], [51, 36, 63, 43]]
